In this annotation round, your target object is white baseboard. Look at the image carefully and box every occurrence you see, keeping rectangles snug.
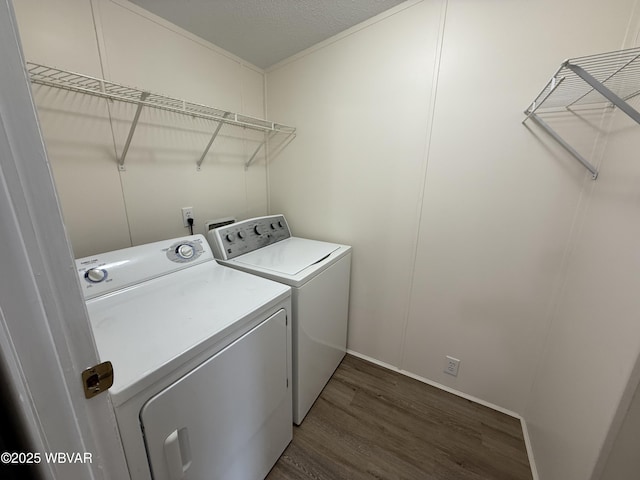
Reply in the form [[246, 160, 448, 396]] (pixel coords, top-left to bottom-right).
[[519, 416, 540, 480], [346, 349, 539, 480]]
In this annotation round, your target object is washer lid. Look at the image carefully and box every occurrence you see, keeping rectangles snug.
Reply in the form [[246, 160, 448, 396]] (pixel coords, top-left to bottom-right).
[[86, 262, 290, 405], [233, 237, 340, 276]]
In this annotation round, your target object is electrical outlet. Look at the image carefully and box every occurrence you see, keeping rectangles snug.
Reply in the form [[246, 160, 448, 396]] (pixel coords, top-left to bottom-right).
[[181, 207, 194, 227], [444, 356, 460, 377]]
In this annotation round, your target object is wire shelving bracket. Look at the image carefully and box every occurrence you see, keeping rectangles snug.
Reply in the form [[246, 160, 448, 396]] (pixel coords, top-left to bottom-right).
[[523, 47, 640, 180], [26, 62, 296, 170]]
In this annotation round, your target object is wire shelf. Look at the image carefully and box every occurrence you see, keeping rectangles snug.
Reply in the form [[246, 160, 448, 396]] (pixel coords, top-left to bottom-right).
[[525, 47, 640, 114], [26, 62, 295, 135], [523, 47, 640, 180], [26, 62, 295, 170]]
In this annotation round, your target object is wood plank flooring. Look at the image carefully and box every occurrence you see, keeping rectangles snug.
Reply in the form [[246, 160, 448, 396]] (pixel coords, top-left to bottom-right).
[[267, 355, 533, 480]]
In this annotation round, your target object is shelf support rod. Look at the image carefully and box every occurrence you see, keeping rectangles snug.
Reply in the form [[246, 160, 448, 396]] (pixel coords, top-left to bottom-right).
[[196, 112, 230, 170], [529, 113, 598, 179], [244, 132, 275, 169], [566, 63, 640, 125], [118, 91, 150, 170], [244, 141, 267, 170]]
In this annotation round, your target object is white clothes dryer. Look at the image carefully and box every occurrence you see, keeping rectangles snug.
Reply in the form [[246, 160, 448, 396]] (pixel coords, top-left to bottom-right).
[[76, 234, 292, 480], [207, 215, 351, 425]]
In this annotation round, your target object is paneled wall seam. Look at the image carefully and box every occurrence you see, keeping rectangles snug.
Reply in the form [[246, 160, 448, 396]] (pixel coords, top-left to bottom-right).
[[90, 0, 134, 247], [90, 0, 108, 80], [240, 62, 248, 219], [264, 73, 272, 214], [399, 0, 448, 371]]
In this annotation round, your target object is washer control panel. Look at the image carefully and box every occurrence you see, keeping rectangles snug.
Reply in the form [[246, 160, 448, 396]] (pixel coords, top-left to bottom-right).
[[209, 214, 291, 260], [76, 235, 212, 300]]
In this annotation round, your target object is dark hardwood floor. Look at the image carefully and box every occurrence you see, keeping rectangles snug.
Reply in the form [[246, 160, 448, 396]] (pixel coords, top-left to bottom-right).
[[267, 354, 533, 480]]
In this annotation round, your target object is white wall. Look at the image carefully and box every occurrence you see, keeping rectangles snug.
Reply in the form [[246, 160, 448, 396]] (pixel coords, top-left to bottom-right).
[[266, 0, 640, 479], [599, 378, 640, 479], [13, 0, 269, 258], [524, 76, 640, 480], [400, 0, 628, 413], [267, 0, 446, 368]]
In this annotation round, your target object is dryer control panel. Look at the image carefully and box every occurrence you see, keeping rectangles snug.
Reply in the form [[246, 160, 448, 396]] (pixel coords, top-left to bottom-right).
[[208, 214, 291, 260], [76, 235, 212, 300]]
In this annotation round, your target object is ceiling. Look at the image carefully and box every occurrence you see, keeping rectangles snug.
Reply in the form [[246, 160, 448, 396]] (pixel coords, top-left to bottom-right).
[[128, 0, 407, 69]]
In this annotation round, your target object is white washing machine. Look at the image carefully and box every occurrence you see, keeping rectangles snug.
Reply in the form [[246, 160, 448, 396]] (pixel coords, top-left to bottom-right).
[[207, 215, 351, 425], [76, 234, 292, 480]]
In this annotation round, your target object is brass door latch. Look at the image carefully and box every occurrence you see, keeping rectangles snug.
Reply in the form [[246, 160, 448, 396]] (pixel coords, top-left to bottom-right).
[[82, 361, 113, 399]]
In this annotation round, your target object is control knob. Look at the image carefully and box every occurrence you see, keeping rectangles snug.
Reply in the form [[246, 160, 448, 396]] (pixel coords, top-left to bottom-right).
[[237, 231, 244, 239], [176, 244, 195, 259], [85, 268, 107, 283], [226, 233, 235, 243], [254, 225, 263, 235]]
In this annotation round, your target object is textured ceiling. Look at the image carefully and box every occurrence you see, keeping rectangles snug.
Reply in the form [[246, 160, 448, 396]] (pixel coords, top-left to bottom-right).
[[128, 0, 407, 69]]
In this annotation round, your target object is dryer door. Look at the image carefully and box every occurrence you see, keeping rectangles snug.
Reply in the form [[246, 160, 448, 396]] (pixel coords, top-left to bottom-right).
[[140, 309, 291, 480]]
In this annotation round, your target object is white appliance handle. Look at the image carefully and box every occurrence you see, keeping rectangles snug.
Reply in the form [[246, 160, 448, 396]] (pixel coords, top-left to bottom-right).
[[163, 427, 192, 479]]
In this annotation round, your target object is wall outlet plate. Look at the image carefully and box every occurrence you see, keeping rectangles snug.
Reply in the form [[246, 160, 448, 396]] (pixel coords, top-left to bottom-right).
[[181, 207, 194, 227], [444, 356, 460, 377]]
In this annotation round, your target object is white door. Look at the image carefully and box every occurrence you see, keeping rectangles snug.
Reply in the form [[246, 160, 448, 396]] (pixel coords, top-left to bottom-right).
[[140, 309, 291, 480], [0, 1, 129, 479]]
